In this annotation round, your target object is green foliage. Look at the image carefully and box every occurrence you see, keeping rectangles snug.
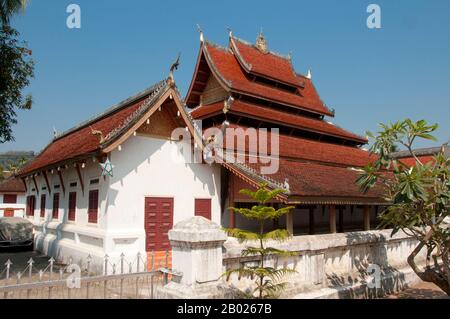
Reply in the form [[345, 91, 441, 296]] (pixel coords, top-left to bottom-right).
[[357, 119, 450, 294], [223, 183, 296, 299], [0, 0, 28, 26], [0, 25, 34, 143]]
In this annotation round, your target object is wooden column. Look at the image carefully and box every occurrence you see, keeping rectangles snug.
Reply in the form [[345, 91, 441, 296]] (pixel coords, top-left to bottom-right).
[[309, 207, 315, 235], [329, 205, 337, 234], [286, 210, 294, 235], [338, 206, 345, 233], [363, 205, 371, 231], [228, 174, 235, 229]]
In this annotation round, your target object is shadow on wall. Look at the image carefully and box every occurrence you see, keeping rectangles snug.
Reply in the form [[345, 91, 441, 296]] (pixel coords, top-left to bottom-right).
[[34, 221, 65, 260], [326, 231, 407, 299]]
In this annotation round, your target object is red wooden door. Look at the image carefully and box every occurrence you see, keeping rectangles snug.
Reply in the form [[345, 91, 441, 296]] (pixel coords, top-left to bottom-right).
[[195, 198, 212, 220], [144, 197, 173, 252], [4, 209, 14, 217]]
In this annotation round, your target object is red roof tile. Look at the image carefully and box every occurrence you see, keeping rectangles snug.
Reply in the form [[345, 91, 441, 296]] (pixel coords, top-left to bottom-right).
[[0, 177, 25, 193], [399, 155, 435, 167], [244, 158, 384, 199], [191, 100, 367, 144], [204, 43, 333, 116], [230, 37, 301, 87], [217, 124, 375, 168], [20, 94, 149, 175]]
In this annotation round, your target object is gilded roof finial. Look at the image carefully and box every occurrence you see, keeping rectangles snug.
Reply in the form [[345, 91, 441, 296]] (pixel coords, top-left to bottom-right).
[[255, 28, 268, 53], [227, 27, 233, 38], [197, 24, 204, 43]]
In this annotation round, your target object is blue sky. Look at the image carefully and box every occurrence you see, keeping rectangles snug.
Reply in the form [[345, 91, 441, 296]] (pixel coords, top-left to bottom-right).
[[2, 0, 449, 153]]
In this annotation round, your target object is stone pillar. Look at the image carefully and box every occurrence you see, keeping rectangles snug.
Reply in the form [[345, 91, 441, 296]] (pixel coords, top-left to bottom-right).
[[363, 205, 371, 231], [157, 216, 228, 299], [286, 210, 294, 235], [329, 205, 337, 234]]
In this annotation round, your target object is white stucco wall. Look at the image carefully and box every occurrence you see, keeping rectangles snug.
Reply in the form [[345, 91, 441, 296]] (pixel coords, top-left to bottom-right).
[[0, 193, 26, 217], [27, 134, 221, 272], [105, 135, 221, 255]]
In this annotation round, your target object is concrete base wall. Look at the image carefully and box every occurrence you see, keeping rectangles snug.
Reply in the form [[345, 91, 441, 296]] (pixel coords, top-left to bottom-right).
[[222, 229, 426, 299]]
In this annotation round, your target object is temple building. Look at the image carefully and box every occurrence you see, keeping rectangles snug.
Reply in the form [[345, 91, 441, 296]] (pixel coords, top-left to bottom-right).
[[0, 177, 26, 218], [16, 30, 387, 271], [185, 31, 386, 235]]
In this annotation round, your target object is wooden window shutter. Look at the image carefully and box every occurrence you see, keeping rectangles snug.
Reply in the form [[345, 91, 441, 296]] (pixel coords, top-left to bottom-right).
[[52, 193, 60, 219], [194, 198, 212, 220], [3, 194, 17, 204], [68, 192, 76, 221], [40, 194, 46, 218], [88, 190, 99, 223], [30, 196, 35, 216]]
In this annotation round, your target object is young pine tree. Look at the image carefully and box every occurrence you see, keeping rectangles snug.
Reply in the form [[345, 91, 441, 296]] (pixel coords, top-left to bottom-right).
[[224, 183, 297, 299]]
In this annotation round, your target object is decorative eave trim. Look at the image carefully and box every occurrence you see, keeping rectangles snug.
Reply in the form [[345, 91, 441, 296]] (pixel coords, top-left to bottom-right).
[[17, 151, 100, 179], [202, 42, 233, 89], [286, 196, 389, 206], [100, 80, 170, 149], [184, 44, 206, 106], [102, 82, 205, 156], [18, 81, 168, 177], [219, 151, 290, 202], [228, 109, 367, 145], [229, 37, 253, 72], [229, 87, 334, 118]]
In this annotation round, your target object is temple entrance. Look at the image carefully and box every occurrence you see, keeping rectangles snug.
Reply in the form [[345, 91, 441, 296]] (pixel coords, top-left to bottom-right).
[[144, 197, 173, 270]]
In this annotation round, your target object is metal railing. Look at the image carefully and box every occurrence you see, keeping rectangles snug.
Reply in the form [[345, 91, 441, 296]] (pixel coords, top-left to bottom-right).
[[0, 251, 172, 299]]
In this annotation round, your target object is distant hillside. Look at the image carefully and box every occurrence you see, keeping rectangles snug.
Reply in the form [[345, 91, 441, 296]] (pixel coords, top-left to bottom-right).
[[0, 151, 35, 169]]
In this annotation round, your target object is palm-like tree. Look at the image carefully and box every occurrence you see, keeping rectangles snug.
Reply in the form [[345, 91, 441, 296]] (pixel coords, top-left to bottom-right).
[[0, 0, 28, 26]]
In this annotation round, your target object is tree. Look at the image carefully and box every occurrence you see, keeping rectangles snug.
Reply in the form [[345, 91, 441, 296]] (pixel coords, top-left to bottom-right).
[[0, 0, 28, 26], [0, 25, 34, 143], [357, 119, 450, 295], [223, 183, 297, 299]]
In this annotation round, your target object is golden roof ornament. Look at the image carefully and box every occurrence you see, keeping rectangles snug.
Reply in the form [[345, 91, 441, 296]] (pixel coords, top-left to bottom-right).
[[255, 30, 268, 53]]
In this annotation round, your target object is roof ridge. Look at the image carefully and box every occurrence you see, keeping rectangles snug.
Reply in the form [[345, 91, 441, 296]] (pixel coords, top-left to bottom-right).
[[101, 80, 170, 144], [231, 35, 291, 60], [53, 80, 167, 142], [204, 40, 230, 52], [324, 120, 368, 142]]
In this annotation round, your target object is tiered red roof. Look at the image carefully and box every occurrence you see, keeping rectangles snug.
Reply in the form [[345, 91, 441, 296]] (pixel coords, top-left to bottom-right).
[[186, 33, 383, 204], [230, 37, 301, 87], [192, 100, 367, 144], [190, 42, 334, 117]]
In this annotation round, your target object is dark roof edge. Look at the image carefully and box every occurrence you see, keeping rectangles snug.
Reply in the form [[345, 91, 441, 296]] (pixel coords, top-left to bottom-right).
[[391, 145, 449, 159]]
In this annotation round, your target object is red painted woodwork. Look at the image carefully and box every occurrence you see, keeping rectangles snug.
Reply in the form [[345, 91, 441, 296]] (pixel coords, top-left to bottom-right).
[[88, 190, 99, 223], [40, 194, 46, 218], [144, 197, 173, 252], [3, 194, 17, 204], [26, 195, 35, 216], [52, 193, 59, 219], [195, 198, 212, 220], [4, 209, 14, 217], [68, 192, 76, 221]]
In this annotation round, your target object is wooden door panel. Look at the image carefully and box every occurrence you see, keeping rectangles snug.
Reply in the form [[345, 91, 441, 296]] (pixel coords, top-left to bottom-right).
[[144, 197, 173, 252]]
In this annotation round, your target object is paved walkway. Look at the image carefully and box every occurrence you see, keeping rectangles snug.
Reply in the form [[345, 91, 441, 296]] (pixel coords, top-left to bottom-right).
[[386, 281, 449, 299]]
